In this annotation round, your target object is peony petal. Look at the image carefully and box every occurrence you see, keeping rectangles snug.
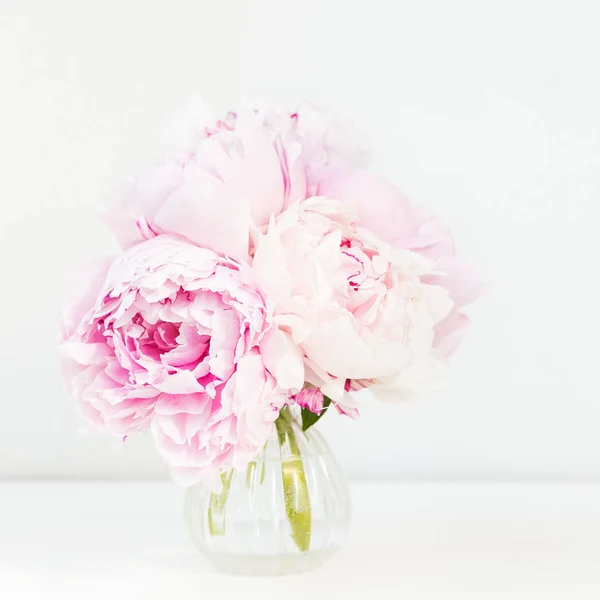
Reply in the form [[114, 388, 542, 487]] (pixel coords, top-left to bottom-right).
[[315, 166, 418, 245], [371, 353, 448, 399], [252, 217, 292, 305], [153, 181, 249, 261], [61, 258, 111, 339], [154, 370, 204, 394], [426, 257, 488, 308], [62, 342, 113, 365], [229, 116, 285, 226], [302, 315, 411, 380], [259, 328, 305, 390], [101, 163, 182, 249]]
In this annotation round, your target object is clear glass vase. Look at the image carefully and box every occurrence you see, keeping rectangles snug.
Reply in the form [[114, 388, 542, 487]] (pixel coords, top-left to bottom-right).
[[185, 406, 351, 575]]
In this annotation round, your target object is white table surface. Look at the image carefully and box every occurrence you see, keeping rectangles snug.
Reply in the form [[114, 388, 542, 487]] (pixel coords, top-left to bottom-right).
[[1, 482, 600, 599]]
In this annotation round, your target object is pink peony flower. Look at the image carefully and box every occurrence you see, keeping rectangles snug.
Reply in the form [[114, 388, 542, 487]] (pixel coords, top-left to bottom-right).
[[60, 235, 302, 484], [252, 197, 455, 407], [60, 257, 159, 436], [102, 101, 368, 263], [163, 99, 370, 173], [314, 167, 485, 358]]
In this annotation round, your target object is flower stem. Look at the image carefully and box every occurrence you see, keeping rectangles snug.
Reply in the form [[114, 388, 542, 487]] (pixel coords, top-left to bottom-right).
[[207, 470, 233, 536], [275, 407, 312, 552]]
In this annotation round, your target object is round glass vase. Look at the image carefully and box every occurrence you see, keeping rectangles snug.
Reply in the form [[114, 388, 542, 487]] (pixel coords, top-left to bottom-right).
[[185, 406, 351, 576]]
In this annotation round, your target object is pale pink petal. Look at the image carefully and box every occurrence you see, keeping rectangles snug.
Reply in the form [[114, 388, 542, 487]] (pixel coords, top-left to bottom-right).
[[223, 115, 285, 226], [315, 167, 418, 245], [302, 315, 412, 380], [61, 258, 111, 339], [252, 218, 292, 305], [101, 163, 182, 249], [426, 257, 487, 308], [259, 328, 305, 390], [153, 182, 249, 261]]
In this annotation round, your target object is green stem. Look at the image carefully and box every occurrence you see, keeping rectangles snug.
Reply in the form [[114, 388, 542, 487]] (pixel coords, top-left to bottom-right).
[[207, 470, 233, 536], [260, 458, 266, 485], [206, 409, 312, 551], [246, 461, 257, 487], [275, 407, 312, 552]]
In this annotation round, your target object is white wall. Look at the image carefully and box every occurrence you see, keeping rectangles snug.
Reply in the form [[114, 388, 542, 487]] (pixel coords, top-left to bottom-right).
[[1, 0, 599, 481]]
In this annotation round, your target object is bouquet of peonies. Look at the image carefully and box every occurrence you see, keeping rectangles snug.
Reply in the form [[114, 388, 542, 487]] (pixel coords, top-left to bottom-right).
[[60, 101, 482, 488]]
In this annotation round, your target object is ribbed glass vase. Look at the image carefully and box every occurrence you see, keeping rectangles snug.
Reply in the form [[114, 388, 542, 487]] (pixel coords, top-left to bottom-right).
[[185, 406, 351, 575]]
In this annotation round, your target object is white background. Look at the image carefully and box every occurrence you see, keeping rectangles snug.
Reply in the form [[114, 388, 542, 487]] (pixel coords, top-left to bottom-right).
[[1, 0, 599, 482]]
